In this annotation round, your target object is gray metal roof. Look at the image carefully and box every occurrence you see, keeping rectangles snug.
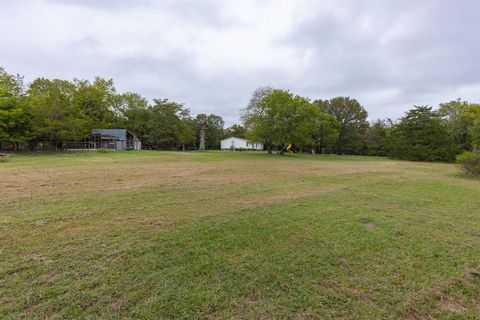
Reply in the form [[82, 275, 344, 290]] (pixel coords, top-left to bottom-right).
[[91, 129, 127, 141]]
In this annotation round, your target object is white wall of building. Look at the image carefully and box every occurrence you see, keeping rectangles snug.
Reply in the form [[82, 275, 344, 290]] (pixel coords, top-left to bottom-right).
[[220, 137, 263, 150], [246, 141, 264, 150]]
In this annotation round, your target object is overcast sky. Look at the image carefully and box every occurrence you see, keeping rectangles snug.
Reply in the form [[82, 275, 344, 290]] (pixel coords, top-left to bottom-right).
[[1, 0, 479, 125]]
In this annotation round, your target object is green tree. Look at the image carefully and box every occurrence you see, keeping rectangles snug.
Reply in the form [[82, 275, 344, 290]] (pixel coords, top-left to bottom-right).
[[242, 86, 274, 151], [194, 114, 225, 149], [389, 106, 455, 161], [25, 78, 89, 150], [438, 99, 473, 152], [0, 67, 24, 96], [148, 99, 195, 149], [314, 97, 368, 154], [120, 92, 151, 145], [244, 89, 321, 154], [223, 124, 246, 139], [72, 77, 116, 129], [0, 68, 28, 150], [363, 119, 392, 156], [312, 113, 339, 154], [438, 99, 480, 151], [460, 103, 480, 149]]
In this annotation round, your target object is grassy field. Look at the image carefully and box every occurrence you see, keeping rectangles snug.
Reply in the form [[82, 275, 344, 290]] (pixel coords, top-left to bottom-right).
[[1, 151, 479, 319]]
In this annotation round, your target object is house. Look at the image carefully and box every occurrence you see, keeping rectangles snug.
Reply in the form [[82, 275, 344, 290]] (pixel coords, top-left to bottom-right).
[[220, 137, 264, 151], [91, 129, 142, 150]]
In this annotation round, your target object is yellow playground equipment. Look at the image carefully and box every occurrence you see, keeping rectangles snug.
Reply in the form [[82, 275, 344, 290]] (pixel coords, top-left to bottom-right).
[[278, 144, 293, 155]]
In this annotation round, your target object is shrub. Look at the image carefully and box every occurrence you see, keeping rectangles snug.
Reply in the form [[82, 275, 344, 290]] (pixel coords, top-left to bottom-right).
[[456, 151, 480, 177]]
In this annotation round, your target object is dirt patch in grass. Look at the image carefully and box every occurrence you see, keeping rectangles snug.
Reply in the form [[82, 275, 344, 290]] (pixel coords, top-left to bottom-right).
[[364, 222, 377, 230], [295, 312, 318, 320], [109, 298, 123, 313], [80, 300, 98, 311], [402, 267, 480, 319], [437, 298, 466, 314]]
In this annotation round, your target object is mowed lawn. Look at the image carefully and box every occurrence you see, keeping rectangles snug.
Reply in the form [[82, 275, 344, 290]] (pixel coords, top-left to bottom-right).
[[1, 151, 479, 319]]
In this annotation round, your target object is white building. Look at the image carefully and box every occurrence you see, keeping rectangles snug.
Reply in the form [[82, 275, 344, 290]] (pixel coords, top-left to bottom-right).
[[220, 137, 264, 150]]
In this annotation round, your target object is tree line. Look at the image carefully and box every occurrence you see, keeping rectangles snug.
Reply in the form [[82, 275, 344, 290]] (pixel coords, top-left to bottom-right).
[[1, 67, 480, 162], [0, 68, 227, 151], [243, 87, 480, 161]]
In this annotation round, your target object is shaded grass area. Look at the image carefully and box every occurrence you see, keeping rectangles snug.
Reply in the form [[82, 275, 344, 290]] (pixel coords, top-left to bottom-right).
[[1, 151, 479, 319]]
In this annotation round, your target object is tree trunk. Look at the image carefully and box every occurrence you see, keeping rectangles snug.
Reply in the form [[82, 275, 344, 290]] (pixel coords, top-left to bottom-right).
[[199, 121, 208, 150], [319, 124, 324, 154], [267, 144, 272, 154]]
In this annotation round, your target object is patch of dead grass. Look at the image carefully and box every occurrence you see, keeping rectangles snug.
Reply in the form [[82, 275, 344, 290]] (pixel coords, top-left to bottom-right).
[[0, 157, 404, 202], [437, 298, 466, 314], [402, 267, 480, 319]]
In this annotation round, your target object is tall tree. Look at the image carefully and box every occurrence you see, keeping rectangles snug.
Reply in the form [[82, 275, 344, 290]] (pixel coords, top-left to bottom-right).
[[460, 103, 480, 150], [0, 68, 28, 150], [120, 92, 151, 145], [194, 114, 225, 150], [244, 89, 321, 154], [314, 97, 368, 154], [313, 113, 340, 154], [25, 78, 89, 149], [389, 106, 455, 161], [243, 86, 273, 117], [148, 99, 195, 149], [72, 77, 116, 129], [363, 119, 392, 156], [0, 67, 24, 96], [438, 99, 473, 152], [223, 124, 246, 139], [198, 120, 208, 150]]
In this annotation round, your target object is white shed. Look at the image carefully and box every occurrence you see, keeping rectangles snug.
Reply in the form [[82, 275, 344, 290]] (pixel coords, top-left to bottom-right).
[[220, 137, 264, 150]]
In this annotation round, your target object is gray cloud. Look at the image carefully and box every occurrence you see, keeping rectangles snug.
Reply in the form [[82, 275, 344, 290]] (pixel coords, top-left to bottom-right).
[[1, 0, 479, 125]]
